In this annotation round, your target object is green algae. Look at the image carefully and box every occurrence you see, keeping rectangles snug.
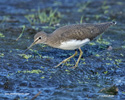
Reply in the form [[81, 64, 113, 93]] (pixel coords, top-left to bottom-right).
[[18, 69, 42, 74], [95, 54, 101, 57], [0, 53, 4, 57], [104, 71, 108, 74], [41, 76, 45, 79], [106, 63, 111, 65], [89, 42, 96, 46], [65, 63, 74, 67], [96, 37, 110, 45], [0, 33, 5, 38], [122, 45, 125, 49], [18, 54, 32, 61], [120, 53, 124, 57]]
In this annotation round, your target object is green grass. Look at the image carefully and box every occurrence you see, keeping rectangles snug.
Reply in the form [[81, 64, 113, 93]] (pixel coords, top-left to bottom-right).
[[80, 16, 84, 24], [0, 16, 7, 24], [16, 25, 25, 41], [102, 1, 110, 10], [25, 8, 62, 26], [77, 1, 91, 12], [25, 14, 36, 25]]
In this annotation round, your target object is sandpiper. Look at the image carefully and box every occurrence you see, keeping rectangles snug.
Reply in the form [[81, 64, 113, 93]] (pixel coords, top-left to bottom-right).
[[25, 21, 116, 68]]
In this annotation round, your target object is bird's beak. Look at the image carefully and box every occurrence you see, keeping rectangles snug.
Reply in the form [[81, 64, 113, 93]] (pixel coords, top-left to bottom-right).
[[24, 42, 36, 53]]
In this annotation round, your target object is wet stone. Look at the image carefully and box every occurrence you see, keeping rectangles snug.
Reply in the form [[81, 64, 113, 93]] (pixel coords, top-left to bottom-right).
[[98, 85, 118, 95]]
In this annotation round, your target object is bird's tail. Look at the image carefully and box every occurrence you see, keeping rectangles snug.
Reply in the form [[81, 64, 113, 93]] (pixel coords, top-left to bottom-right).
[[111, 21, 117, 25], [96, 21, 116, 34]]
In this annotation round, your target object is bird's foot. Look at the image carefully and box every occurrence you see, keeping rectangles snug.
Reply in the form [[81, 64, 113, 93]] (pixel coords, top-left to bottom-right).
[[54, 64, 61, 68], [54, 60, 66, 68], [55, 51, 78, 68], [70, 64, 78, 69]]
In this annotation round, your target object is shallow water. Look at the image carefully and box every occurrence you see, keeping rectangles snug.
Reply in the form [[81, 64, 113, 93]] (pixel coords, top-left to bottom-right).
[[0, 0, 125, 100]]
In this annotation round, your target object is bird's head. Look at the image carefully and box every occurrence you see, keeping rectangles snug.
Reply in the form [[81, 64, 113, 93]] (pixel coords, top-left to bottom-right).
[[25, 31, 47, 52], [34, 31, 47, 44]]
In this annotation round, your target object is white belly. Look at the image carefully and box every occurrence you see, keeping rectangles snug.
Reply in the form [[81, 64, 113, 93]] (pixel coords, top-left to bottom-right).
[[58, 38, 90, 50]]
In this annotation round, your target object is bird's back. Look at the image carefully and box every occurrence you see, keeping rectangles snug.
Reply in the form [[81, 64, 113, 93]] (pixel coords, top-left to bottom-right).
[[53, 22, 115, 40]]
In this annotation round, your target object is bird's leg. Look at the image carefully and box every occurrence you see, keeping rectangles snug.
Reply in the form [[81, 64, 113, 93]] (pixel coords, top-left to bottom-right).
[[71, 47, 83, 69], [55, 50, 78, 68]]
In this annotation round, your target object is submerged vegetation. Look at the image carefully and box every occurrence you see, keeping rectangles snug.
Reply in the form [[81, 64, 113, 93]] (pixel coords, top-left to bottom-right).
[[96, 35, 110, 45], [18, 70, 42, 74]]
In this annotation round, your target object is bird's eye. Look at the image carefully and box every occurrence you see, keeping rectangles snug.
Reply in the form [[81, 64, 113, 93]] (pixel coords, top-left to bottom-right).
[[39, 37, 42, 39]]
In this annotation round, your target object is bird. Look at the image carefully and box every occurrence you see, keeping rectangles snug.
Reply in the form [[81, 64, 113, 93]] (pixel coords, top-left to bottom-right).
[[25, 21, 116, 68]]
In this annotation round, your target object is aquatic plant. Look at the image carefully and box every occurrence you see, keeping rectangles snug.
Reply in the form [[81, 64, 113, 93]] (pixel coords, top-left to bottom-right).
[[0, 33, 5, 38], [0, 53, 4, 57], [96, 35, 110, 45], [18, 70, 42, 74], [18, 54, 32, 61], [25, 8, 62, 26], [77, 1, 91, 12], [16, 25, 25, 41]]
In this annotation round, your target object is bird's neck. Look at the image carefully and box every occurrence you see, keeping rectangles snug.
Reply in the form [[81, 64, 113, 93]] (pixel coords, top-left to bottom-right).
[[45, 33, 59, 48], [44, 33, 52, 44]]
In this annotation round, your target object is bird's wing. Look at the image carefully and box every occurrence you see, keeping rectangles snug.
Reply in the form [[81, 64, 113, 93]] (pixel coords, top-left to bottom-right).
[[53, 22, 113, 41]]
